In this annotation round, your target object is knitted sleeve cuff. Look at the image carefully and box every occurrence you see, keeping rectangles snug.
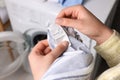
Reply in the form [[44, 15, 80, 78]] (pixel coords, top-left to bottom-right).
[[95, 30, 120, 67]]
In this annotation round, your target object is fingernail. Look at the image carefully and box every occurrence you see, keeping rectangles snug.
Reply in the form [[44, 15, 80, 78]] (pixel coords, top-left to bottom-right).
[[55, 18, 63, 23], [62, 41, 69, 47]]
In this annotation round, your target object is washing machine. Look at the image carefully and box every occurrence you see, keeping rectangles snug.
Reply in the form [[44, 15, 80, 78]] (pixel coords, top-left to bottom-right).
[[5, 0, 91, 50]]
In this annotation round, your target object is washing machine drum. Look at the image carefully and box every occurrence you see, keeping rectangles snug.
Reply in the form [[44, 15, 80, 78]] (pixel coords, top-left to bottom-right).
[[24, 28, 47, 47]]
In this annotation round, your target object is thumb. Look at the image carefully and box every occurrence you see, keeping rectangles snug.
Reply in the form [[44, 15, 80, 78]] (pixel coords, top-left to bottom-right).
[[47, 41, 69, 61], [55, 18, 79, 29]]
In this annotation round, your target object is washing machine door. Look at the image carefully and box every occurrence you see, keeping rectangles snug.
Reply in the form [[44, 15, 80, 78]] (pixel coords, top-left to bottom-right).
[[24, 28, 47, 48], [0, 31, 30, 79]]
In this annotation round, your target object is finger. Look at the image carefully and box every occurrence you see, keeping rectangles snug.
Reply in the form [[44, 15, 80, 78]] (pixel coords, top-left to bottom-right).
[[44, 47, 51, 55], [57, 5, 78, 18], [47, 41, 69, 61], [57, 5, 83, 18], [57, 8, 73, 18], [33, 40, 49, 52], [55, 18, 80, 29], [30, 40, 49, 56]]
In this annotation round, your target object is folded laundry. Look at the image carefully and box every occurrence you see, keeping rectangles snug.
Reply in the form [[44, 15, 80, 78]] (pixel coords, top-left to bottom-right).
[[41, 24, 94, 80], [58, 0, 84, 7]]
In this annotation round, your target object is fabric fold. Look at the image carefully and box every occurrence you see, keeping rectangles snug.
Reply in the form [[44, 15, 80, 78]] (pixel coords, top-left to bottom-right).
[[41, 25, 94, 80]]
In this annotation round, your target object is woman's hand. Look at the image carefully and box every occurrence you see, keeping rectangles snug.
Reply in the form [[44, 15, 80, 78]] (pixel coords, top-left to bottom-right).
[[56, 5, 113, 45], [28, 40, 68, 80]]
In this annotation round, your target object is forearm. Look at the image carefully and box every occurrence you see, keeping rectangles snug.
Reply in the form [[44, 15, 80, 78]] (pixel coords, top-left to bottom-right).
[[95, 30, 120, 67], [93, 25, 113, 45]]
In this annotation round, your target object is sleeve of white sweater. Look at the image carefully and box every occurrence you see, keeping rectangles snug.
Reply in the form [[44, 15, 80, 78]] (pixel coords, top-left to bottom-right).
[[95, 30, 120, 67]]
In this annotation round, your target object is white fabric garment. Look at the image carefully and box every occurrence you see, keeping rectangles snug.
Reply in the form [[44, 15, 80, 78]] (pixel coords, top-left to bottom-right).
[[41, 26, 94, 80], [0, 7, 9, 24], [47, 0, 58, 2], [0, 0, 5, 7]]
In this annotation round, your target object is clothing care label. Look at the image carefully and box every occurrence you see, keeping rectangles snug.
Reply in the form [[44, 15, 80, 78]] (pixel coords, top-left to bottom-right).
[[48, 24, 71, 47]]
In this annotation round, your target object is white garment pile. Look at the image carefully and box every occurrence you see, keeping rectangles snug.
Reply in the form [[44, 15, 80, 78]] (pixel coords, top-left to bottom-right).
[[41, 24, 94, 80]]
